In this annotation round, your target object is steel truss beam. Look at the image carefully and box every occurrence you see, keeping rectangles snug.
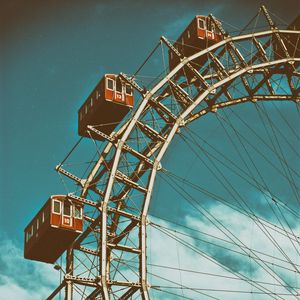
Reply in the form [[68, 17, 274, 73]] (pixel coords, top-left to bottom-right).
[[48, 18, 299, 299]]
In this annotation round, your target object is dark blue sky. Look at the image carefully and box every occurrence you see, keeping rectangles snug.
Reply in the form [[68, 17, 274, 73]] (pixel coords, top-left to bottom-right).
[[1, 0, 299, 246], [1, 1, 300, 299]]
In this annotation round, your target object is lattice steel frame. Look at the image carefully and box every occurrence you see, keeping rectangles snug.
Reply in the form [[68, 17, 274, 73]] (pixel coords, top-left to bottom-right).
[[47, 6, 300, 300]]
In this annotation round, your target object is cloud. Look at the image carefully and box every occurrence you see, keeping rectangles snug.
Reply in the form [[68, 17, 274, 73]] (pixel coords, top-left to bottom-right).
[[0, 235, 59, 300], [148, 202, 300, 299], [1, 203, 298, 299]]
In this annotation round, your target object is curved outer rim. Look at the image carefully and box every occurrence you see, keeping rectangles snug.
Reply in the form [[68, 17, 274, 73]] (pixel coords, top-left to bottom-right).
[[101, 55, 299, 298], [59, 29, 300, 300]]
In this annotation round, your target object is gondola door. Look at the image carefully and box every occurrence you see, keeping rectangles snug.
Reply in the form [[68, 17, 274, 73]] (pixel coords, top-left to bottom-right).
[[206, 18, 215, 41], [62, 200, 73, 228], [114, 77, 125, 104]]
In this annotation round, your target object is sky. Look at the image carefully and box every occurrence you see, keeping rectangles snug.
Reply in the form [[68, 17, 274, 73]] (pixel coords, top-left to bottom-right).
[[1, 0, 300, 299]]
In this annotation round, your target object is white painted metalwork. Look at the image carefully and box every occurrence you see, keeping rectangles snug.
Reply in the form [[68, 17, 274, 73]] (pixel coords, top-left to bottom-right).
[[47, 7, 299, 299]]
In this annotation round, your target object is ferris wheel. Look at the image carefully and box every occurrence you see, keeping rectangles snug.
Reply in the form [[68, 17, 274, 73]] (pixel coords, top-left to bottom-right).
[[24, 5, 300, 300]]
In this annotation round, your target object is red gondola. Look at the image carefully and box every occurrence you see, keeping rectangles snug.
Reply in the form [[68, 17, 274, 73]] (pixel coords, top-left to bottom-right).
[[24, 195, 83, 263], [169, 15, 223, 72], [78, 74, 134, 140]]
